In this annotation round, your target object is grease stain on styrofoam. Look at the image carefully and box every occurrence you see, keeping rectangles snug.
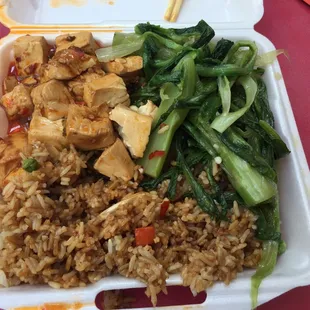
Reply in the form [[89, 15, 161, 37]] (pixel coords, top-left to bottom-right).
[[12, 302, 84, 310], [97, 0, 115, 5], [292, 136, 301, 149], [11, 28, 121, 35], [0, 5, 18, 27], [50, 0, 88, 8], [274, 72, 282, 80]]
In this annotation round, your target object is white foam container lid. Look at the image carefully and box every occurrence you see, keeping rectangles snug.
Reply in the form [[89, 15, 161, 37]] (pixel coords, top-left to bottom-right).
[[0, 1, 310, 309]]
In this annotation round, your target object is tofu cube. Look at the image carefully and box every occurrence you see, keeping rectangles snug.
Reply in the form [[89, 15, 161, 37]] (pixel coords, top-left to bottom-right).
[[31, 80, 74, 121], [55, 32, 98, 54], [13, 36, 49, 76], [21, 76, 39, 89], [42, 47, 97, 81], [109, 104, 152, 158], [9, 131, 28, 151], [84, 73, 130, 108], [2, 76, 18, 94], [137, 100, 158, 119], [102, 56, 143, 76], [66, 104, 115, 151], [0, 132, 28, 187], [28, 111, 67, 148], [3, 167, 28, 187], [94, 138, 135, 181], [68, 66, 105, 101], [1, 84, 33, 120]]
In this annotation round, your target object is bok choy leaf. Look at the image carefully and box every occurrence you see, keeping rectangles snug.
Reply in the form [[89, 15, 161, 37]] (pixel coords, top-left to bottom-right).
[[251, 241, 278, 309], [96, 37, 144, 62], [211, 75, 258, 133]]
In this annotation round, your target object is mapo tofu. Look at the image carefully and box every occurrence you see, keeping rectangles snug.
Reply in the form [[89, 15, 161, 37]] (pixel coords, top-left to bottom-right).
[[102, 56, 143, 76], [94, 138, 135, 181], [1, 32, 153, 185], [55, 32, 98, 54], [31, 80, 74, 121], [66, 104, 115, 150], [1, 84, 33, 120], [28, 110, 67, 149], [42, 47, 96, 81], [84, 73, 130, 108], [68, 66, 105, 101], [0, 132, 28, 186], [13, 36, 49, 76]]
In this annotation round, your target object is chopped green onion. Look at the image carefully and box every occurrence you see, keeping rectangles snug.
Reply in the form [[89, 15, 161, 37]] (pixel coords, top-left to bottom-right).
[[22, 158, 40, 173]]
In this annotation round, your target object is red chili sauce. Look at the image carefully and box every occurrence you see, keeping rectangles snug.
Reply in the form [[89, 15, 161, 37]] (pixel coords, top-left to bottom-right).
[[4, 42, 54, 134]]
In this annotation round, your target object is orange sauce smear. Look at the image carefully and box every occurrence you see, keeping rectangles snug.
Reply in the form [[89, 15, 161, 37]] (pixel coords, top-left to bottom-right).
[[14, 302, 83, 310], [50, 0, 88, 8]]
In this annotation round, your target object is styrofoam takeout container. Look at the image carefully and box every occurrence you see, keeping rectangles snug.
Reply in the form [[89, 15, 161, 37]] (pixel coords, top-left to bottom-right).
[[0, 0, 309, 309]]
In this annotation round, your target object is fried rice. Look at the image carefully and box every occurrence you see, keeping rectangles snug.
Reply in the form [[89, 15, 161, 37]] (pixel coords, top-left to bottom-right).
[[0, 142, 262, 306]]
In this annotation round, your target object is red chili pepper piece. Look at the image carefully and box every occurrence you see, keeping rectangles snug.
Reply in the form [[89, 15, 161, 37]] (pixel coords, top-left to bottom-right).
[[8, 121, 24, 134], [8, 61, 18, 77], [21, 108, 30, 116], [160, 200, 170, 218], [135, 226, 155, 246], [149, 150, 165, 160]]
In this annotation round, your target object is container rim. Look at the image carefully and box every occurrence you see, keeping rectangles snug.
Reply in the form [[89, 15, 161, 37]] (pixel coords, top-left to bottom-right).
[[0, 0, 264, 31]]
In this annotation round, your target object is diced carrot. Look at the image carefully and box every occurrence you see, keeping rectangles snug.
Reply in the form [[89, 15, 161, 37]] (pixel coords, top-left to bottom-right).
[[135, 226, 155, 246], [160, 200, 170, 218], [149, 150, 165, 160], [8, 61, 18, 77]]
